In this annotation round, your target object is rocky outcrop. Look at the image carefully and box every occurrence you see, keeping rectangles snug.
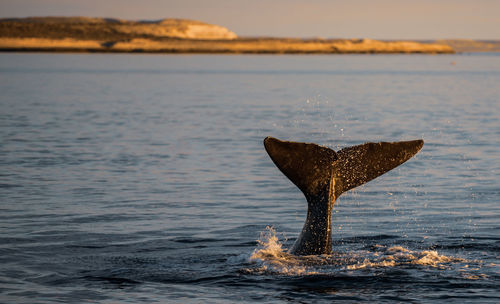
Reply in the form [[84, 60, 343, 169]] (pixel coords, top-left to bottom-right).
[[0, 17, 238, 40]]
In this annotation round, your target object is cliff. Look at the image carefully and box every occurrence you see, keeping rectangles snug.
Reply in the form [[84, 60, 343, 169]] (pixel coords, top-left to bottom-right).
[[0, 17, 238, 40]]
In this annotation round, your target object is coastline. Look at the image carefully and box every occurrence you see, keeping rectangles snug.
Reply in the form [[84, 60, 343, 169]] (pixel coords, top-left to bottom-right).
[[0, 37, 454, 54], [0, 17, 455, 54], [3, 17, 499, 54]]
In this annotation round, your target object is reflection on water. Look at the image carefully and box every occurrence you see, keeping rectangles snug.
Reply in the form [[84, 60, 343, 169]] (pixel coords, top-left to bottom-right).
[[0, 53, 499, 303]]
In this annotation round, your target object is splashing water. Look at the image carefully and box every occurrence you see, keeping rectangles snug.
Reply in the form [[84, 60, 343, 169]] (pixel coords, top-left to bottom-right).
[[248, 227, 306, 275], [346, 245, 467, 270], [247, 227, 473, 276]]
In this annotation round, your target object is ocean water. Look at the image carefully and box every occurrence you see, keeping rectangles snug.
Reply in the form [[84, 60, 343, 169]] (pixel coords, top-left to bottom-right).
[[0, 53, 499, 303]]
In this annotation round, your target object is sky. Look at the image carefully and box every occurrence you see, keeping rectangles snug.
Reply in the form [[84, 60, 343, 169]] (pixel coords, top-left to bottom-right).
[[0, 0, 499, 40]]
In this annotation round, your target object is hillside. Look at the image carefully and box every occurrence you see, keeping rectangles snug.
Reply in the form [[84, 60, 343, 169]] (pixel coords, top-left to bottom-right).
[[0, 17, 238, 40], [0, 17, 455, 54]]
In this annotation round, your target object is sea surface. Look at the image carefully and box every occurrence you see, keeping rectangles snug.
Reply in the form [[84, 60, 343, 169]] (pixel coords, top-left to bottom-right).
[[0, 53, 499, 303]]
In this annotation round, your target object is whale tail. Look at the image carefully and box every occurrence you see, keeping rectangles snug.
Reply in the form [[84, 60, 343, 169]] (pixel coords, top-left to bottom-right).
[[264, 136, 424, 201], [263, 136, 423, 255]]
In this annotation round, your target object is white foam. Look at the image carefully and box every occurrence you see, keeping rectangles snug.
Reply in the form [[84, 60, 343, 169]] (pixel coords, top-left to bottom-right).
[[347, 247, 465, 270], [248, 226, 311, 275], [246, 227, 471, 275]]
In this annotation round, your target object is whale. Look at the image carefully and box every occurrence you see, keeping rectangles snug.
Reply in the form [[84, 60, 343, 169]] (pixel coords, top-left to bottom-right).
[[263, 136, 424, 255]]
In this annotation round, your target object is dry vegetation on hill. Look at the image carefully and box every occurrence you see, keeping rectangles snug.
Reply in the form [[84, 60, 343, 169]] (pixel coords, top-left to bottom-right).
[[0, 17, 238, 40], [0, 17, 456, 54]]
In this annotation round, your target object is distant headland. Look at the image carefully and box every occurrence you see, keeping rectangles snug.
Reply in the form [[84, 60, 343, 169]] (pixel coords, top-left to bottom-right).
[[0, 17, 495, 54]]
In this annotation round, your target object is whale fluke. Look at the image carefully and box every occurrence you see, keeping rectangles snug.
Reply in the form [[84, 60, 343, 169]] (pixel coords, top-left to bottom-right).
[[263, 136, 424, 255]]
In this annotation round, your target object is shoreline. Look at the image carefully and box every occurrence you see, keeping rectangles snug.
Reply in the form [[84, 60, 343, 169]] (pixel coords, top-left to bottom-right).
[[0, 37, 455, 54], [6, 17, 500, 54], [0, 48, 456, 55]]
